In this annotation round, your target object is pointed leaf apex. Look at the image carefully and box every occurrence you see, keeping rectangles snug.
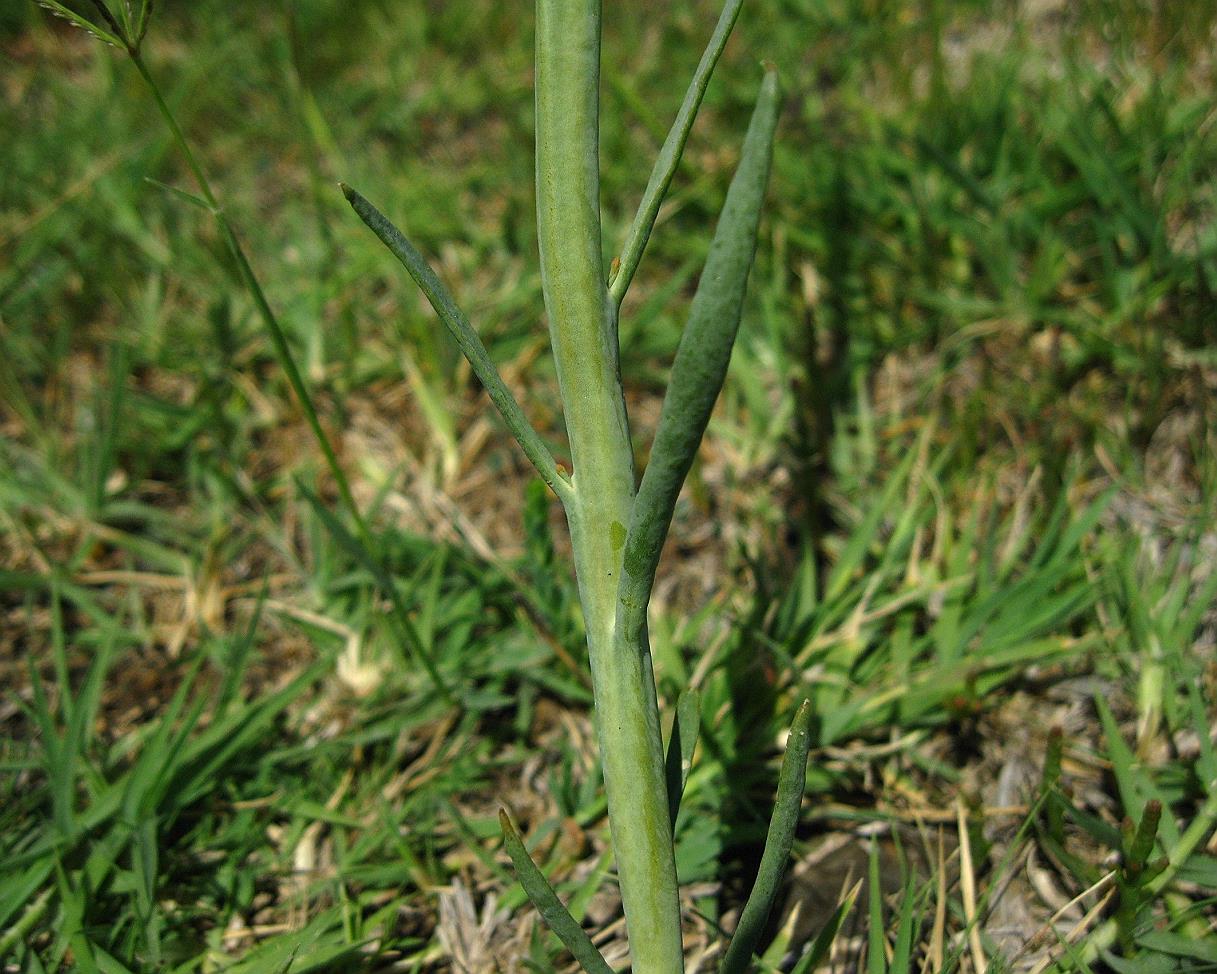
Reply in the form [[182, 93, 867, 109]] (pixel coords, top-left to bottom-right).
[[760, 63, 782, 100]]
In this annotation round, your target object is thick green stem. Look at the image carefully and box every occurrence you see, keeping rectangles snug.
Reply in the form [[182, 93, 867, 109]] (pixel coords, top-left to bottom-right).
[[535, 2, 683, 971]]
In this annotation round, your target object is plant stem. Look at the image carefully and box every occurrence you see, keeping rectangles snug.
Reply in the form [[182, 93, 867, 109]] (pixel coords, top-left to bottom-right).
[[0, 887, 52, 958], [534, 2, 683, 971]]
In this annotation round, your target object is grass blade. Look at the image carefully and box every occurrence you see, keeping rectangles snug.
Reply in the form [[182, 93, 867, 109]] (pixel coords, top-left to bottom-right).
[[1095, 695, 1179, 846], [621, 67, 780, 635], [665, 687, 701, 831], [295, 480, 452, 704], [53, 861, 100, 974], [610, 0, 745, 306], [126, 49, 368, 529], [789, 881, 861, 974], [0, 887, 53, 959], [499, 811, 614, 974], [341, 184, 570, 501], [867, 841, 886, 974], [142, 176, 212, 212], [889, 875, 919, 974], [719, 699, 812, 974]]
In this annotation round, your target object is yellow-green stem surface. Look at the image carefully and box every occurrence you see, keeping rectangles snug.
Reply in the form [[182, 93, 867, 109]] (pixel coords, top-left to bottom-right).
[[534, 1, 684, 970]]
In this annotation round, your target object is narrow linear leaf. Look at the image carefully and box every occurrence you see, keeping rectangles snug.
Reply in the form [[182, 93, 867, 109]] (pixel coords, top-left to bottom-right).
[[0, 887, 53, 959], [170, 662, 327, 811], [1186, 678, 1217, 786], [342, 184, 570, 500], [665, 687, 701, 831], [132, 815, 160, 966], [111, 0, 138, 41], [445, 801, 513, 886], [890, 877, 920, 974], [53, 861, 100, 974], [1147, 785, 1217, 895], [120, 654, 204, 822], [134, 0, 153, 47], [26, 660, 77, 839], [1136, 931, 1217, 963], [92, 946, 139, 974], [122, 51, 386, 670], [1095, 695, 1179, 846], [610, 0, 745, 305], [143, 176, 212, 212], [719, 699, 812, 974], [621, 67, 780, 635], [85, 0, 123, 38], [499, 811, 614, 974], [67, 627, 115, 766]]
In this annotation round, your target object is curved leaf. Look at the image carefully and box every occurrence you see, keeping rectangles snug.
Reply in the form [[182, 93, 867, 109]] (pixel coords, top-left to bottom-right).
[[342, 184, 571, 501], [499, 811, 615, 974]]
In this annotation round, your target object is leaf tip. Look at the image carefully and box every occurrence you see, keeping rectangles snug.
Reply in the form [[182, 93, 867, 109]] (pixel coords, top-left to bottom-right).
[[758, 61, 782, 101]]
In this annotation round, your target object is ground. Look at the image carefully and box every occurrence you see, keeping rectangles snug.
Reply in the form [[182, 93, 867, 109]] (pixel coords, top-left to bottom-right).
[[1, 0, 1215, 971]]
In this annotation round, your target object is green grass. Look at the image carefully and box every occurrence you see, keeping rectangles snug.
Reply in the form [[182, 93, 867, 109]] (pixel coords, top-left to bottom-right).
[[3, 0, 1215, 971]]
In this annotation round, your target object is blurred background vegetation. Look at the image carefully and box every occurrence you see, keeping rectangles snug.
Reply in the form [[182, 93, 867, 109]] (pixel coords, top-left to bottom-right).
[[2, 0, 1215, 971]]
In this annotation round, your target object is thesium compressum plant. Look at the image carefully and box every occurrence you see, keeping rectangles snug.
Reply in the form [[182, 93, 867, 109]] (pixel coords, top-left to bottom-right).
[[34, 0, 808, 968], [21, 1, 1217, 970], [345, 1, 811, 971]]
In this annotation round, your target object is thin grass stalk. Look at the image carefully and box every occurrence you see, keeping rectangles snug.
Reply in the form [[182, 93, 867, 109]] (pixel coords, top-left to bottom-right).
[[126, 51, 363, 539], [125, 49, 453, 703]]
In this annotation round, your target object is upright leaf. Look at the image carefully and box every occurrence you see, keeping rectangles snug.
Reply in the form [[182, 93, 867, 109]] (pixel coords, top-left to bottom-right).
[[719, 700, 812, 974], [611, 0, 746, 305], [621, 67, 781, 638]]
